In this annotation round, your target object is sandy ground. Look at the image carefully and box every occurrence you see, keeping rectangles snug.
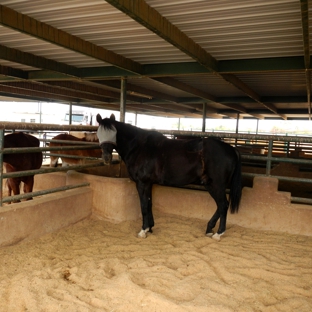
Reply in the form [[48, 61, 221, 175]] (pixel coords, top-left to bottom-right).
[[0, 213, 311, 312]]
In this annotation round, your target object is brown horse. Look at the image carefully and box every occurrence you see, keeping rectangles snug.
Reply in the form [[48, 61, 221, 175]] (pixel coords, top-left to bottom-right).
[[3, 132, 43, 203], [49, 133, 101, 167]]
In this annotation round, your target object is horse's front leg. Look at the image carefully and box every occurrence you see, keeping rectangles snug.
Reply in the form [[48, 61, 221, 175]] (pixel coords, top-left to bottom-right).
[[136, 182, 154, 238]]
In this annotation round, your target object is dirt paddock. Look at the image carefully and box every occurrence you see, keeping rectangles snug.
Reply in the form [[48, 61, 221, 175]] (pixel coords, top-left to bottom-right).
[[0, 213, 311, 312]]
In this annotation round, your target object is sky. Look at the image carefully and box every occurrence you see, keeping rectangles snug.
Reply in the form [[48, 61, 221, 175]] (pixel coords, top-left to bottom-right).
[[1, 101, 312, 136]]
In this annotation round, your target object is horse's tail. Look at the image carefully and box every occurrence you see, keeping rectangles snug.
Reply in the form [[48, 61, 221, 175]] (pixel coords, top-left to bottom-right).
[[229, 149, 242, 214]]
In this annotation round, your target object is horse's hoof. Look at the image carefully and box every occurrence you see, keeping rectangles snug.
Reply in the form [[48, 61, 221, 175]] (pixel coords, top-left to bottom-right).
[[212, 232, 224, 241], [137, 228, 149, 238], [205, 231, 214, 237]]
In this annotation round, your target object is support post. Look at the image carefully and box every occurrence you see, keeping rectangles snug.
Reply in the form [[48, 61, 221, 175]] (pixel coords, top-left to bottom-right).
[[134, 112, 138, 126], [69, 103, 73, 125], [120, 78, 127, 122], [266, 139, 273, 175], [235, 113, 240, 146], [202, 103, 207, 132], [0, 129, 4, 206]]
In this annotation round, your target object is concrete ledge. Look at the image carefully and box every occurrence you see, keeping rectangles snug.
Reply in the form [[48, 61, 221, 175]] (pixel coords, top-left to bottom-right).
[[230, 176, 312, 236], [66, 171, 141, 222], [154, 177, 312, 236], [0, 187, 92, 247], [65, 172, 312, 236]]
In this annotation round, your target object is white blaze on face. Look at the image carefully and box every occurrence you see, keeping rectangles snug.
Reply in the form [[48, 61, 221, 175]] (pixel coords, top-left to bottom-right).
[[97, 126, 117, 145]]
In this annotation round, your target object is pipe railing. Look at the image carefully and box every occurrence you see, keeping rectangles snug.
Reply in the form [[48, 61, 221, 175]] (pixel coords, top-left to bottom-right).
[[0, 123, 101, 206], [1, 121, 312, 205], [164, 130, 312, 205]]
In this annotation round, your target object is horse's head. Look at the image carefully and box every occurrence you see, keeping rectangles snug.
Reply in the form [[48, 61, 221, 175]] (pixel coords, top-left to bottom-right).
[[96, 114, 117, 165]]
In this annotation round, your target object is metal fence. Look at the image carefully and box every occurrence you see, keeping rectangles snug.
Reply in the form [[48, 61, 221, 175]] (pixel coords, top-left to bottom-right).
[[1, 121, 312, 206], [163, 129, 312, 205], [0, 122, 100, 206]]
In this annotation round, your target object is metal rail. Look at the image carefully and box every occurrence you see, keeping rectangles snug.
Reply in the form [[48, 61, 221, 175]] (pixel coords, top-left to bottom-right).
[[1, 121, 312, 206], [0, 126, 103, 206]]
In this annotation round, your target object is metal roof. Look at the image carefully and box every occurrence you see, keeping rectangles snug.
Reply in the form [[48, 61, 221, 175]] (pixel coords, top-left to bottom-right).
[[0, 0, 311, 120]]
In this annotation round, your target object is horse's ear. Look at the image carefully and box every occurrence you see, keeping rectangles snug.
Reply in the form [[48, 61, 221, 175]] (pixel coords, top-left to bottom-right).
[[110, 114, 116, 121], [96, 114, 102, 123]]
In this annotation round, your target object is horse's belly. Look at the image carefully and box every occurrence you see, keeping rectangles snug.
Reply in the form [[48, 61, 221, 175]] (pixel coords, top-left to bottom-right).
[[160, 163, 201, 186]]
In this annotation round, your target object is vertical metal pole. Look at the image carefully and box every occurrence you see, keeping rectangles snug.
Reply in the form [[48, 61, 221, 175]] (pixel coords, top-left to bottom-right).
[[39, 102, 42, 124], [119, 78, 127, 176], [0, 129, 4, 206], [266, 139, 273, 175], [135, 113, 138, 126], [235, 113, 240, 146], [69, 103, 73, 125], [235, 113, 240, 133], [120, 78, 127, 123], [202, 103, 207, 132]]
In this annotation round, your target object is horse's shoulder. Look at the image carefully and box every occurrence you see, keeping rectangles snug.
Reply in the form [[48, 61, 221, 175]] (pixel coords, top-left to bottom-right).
[[4, 132, 39, 147]]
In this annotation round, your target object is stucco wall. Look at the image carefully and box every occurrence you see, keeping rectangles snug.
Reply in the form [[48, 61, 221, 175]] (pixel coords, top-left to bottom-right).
[[66, 171, 312, 237], [0, 186, 92, 247], [1, 170, 311, 247]]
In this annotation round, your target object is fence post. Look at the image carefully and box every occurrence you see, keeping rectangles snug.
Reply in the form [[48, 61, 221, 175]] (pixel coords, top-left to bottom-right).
[[266, 139, 273, 175], [0, 129, 4, 206]]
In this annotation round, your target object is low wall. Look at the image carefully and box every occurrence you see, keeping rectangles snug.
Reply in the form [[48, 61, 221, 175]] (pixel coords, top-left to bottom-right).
[[1, 170, 311, 247], [0, 186, 92, 247], [66, 171, 312, 237], [66, 170, 141, 222]]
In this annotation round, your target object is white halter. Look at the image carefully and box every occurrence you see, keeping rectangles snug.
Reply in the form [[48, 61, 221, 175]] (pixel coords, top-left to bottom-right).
[[97, 125, 117, 145]]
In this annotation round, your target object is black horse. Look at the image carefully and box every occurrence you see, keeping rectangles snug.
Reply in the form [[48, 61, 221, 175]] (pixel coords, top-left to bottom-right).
[[96, 114, 242, 240]]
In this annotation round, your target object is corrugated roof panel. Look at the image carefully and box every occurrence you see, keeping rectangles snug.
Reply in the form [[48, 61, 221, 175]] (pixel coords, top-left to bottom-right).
[[175, 74, 247, 97], [0, 0, 310, 119], [146, 0, 303, 60], [236, 72, 307, 96], [0, 24, 107, 68], [128, 77, 193, 98], [1, 0, 193, 65]]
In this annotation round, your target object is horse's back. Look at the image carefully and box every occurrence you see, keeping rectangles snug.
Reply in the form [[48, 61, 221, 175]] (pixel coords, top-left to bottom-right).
[[203, 137, 238, 164], [3, 132, 42, 170], [4, 132, 40, 148]]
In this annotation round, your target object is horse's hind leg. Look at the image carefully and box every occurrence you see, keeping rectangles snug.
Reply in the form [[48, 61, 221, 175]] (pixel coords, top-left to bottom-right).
[[206, 209, 220, 236], [6, 179, 13, 204], [7, 178, 21, 203], [23, 176, 34, 200], [136, 182, 154, 238]]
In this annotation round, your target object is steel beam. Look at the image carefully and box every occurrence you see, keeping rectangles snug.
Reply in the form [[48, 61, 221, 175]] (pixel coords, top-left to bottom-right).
[[0, 44, 79, 77], [105, 0, 218, 72], [0, 5, 143, 75]]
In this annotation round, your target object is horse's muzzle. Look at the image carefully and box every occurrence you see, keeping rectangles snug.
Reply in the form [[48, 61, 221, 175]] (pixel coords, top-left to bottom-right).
[[102, 154, 112, 165]]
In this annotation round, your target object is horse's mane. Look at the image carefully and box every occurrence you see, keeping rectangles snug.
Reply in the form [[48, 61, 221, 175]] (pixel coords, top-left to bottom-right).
[[97, 113, 167, 146], [83, 132, 98, 142], [99, 116, 165, 140]]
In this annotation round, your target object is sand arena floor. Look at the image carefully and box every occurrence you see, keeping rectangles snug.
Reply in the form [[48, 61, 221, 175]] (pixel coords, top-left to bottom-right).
[[0, 213, 311, 312]]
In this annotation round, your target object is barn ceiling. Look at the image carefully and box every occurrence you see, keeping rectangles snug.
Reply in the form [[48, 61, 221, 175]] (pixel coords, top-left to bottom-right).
[[0, 0, 311, 120]]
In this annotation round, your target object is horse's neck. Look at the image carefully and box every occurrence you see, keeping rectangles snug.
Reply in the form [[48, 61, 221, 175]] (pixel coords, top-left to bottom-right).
[[115, 125, 142, 160]]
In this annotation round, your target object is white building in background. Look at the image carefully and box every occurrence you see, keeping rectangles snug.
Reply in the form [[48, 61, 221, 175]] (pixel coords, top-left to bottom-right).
[[1, 102, 100, 126]]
